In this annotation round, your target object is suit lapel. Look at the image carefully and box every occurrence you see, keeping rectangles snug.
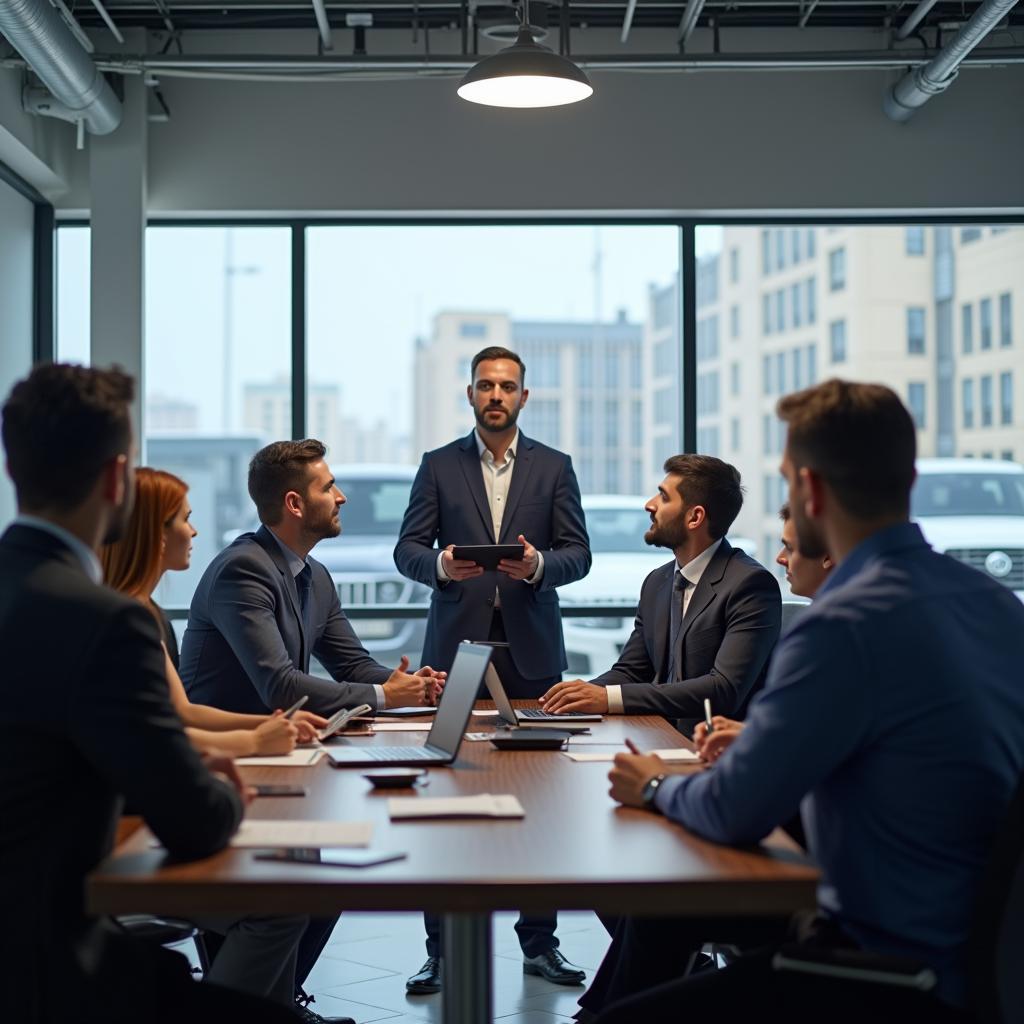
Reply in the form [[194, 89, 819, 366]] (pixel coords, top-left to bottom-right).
[[499, 434, 535, 543], [678, 539, 733, 648], [651, 564, 674, 683], [255, 526, 308, 663], [457, 433, 497, 541]]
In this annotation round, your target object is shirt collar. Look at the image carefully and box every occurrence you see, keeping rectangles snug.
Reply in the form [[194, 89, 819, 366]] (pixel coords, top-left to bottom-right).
[[475, 428, 519, 466], [13, 515, 103, 585], [677, 537, 723, 588], [267, 527, 308, 579], [815, 521, 927, 599]]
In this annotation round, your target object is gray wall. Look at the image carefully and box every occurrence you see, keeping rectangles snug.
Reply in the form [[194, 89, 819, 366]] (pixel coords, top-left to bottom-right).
[[0, 178, 34, 527]]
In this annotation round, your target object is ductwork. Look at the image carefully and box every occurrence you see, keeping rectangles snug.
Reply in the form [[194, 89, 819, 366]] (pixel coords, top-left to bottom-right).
[[884, 0, 1020, 121], [0, 0, 121, 134]]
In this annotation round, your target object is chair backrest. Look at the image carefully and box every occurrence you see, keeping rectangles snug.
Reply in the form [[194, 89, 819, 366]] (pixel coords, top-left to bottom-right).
[[968, 769, 1024, 1024], [780, 600, 810, 635]]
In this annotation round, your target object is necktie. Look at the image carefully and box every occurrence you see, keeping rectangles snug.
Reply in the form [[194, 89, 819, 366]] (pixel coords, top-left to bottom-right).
[[665, 571, 687, 684], [296, 564, 313, 630]]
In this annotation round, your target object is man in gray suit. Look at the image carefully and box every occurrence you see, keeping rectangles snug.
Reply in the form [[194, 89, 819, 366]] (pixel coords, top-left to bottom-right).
[[542, 454, 781, 735], [181, 439, 442, 717]]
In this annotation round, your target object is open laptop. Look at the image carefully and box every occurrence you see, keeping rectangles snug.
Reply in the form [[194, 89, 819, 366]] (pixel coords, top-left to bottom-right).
[[476, 643, 603, 725], [326, 641, 491, 768]]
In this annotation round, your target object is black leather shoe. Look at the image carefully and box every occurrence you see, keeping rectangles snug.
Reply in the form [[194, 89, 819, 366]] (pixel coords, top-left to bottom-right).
[[523, 948, 586, 986], [292, 1000, 354, 1023], [406, 956, 442, 994]]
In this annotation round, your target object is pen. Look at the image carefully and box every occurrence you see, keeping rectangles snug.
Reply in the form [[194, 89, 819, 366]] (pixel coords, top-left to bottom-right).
[[281, 696, 309, 719], [704, 698, 714, 735], [624, 738, 644, 755]]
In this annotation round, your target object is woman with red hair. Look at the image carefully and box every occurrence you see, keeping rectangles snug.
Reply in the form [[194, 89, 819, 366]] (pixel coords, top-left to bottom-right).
[[102, 468, 326, 755]]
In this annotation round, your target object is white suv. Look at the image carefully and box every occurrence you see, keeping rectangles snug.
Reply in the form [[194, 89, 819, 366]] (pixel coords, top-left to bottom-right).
[[913, 459, 1024, 600]]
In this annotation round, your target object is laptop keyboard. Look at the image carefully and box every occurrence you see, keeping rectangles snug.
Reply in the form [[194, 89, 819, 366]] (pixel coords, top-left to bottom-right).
[[519, 709, 592, 719]]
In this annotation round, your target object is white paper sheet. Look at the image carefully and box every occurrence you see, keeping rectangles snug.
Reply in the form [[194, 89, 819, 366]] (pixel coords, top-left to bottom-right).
[[562, 748, 700, 763], [231, 819, 373, 847], [388, 793, 525, 820], [470, 709, 500, 717], [370, 722, 433, 733], [236, 749, 325, 767]]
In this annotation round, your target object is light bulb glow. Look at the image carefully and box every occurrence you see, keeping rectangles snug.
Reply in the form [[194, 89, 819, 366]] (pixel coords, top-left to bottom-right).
[[458, 73, 593, 108]]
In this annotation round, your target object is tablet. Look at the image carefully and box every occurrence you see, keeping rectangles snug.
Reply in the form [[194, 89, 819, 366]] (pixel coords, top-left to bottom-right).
[[451, 544, 524, 570]]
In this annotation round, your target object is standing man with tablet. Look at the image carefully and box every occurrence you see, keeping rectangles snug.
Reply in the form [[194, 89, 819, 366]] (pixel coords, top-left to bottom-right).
[[395, 345, 592, 995]]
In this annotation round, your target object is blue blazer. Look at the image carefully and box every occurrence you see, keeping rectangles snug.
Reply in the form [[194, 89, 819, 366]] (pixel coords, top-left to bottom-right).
[[394, 432, 591, 680], [591, 539, 781, 726], [180, 525, 390, 715]]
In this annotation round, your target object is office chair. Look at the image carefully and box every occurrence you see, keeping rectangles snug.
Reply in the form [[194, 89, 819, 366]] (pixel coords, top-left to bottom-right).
[[116, 914, 211, 975]]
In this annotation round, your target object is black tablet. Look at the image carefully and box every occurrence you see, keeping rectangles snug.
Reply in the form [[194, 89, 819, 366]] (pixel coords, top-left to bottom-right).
[[451, 544, 524, 570]]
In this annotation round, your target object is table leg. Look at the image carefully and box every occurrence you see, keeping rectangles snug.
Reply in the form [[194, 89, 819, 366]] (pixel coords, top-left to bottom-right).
[[441, 911, 492, 1024]]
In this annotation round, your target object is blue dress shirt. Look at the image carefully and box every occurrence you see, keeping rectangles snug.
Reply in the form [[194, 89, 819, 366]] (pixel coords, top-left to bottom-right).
[[654, 522, 1024, 1006]]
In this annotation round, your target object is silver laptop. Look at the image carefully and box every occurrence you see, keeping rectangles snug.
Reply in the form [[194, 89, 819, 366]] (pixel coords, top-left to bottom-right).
[[477, 645, 603, 726], [326, 642, 491, 768]]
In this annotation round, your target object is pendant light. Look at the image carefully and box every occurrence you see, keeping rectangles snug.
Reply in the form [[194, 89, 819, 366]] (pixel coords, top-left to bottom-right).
[[457, 2, 593, 109]]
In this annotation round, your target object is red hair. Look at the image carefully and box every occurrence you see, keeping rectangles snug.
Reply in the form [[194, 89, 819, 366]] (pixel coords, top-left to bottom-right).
[[102, 467, 188, 600]]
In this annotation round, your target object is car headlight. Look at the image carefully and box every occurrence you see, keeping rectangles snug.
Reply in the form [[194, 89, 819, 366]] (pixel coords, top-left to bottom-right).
[[376, 581, 404, 604]]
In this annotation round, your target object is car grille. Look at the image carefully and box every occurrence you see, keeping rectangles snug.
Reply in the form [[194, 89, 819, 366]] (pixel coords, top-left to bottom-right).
[[336, 576, 410, 607], [945, 548, 1024, 589]]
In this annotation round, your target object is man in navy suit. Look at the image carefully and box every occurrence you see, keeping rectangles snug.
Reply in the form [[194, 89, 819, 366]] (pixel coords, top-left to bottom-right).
[[542, 454, 781, 738], [395, 346, 592, 995]]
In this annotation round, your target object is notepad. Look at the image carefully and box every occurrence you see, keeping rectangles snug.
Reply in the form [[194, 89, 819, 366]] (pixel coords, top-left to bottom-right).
[[231, 819, 373, 847], [562, 748, 700, 763], [370, 722, 433, 733], [387, 794, 525, 820], [236, 749, 326, 767]]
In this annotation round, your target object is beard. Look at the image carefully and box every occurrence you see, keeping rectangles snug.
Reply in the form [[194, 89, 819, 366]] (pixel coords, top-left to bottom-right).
[[791, 501, 828, 560], [644, 510, 689, 550], [306, 504, 341, 543], [475, 402, 521, 434]]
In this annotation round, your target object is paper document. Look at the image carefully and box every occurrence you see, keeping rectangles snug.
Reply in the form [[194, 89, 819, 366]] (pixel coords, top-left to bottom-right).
[[370, 722, 433, 733], [465, 732, 494, 742], [562, 748, 700, 764], [471, 709, 500, 717], [236, 749, 325, 767], [388, 793, 525, 820], [232, 819, 373, 848]]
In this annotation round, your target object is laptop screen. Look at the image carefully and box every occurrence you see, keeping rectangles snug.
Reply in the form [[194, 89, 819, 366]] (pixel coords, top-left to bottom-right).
[[426, 642, 492, 755]]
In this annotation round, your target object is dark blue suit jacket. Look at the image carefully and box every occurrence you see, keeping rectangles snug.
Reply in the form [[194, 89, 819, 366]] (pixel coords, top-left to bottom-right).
[[180, 525, 390, 715], [591, 538, 781, 726], [394, 432, 591, 680]]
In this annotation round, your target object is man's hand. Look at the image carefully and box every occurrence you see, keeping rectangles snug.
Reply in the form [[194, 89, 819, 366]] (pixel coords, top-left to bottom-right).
[[498, 534, 540, 582], [290, 709, 329, 744], [383, 656, 432, 708], [608, 750, 668, 809], [693, 716, 744, 763], [539, 679, 610, 714], [440, 545, 485, 582], [414, 665, 446, 705], [203, 753, 255, 806]]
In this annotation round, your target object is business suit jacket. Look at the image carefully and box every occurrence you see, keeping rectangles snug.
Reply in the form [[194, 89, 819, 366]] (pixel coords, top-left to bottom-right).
[[394, 431, 591, 680], [0, 524, 241, 1023], [591, 539, 781, 726], [180, 525, 391, 716]]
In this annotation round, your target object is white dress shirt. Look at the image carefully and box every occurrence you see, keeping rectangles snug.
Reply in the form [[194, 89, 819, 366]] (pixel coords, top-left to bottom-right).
[[605, 537, 723, 714], [435, 429, 545, 598], [12, 515, 103, 585], [269, 529, 386, 710]]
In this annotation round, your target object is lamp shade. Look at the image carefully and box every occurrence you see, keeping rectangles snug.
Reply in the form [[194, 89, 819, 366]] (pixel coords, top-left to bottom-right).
[[457, 28, 593, 108]]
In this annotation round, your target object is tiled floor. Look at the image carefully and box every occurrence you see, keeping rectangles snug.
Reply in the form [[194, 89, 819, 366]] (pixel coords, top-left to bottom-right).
[[182, 910, 610, 1024]]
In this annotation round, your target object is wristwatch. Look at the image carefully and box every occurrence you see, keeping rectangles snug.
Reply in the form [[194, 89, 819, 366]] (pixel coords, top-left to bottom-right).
[[641, 773, 668, 811]]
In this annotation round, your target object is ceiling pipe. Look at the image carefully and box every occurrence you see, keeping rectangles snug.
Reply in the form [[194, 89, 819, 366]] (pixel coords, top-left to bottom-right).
[[894, 0, 938, 40], [884, 0, 1020, 120], [677, 0, 706, 48], [620, 0, 637, 43], [0, 0, 122, 133], [310, 0, 333, 49]]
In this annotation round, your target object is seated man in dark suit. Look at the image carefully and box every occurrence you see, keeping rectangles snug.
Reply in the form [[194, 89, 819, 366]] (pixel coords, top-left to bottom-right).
[[542, 454, 782, 736], [180, 438, 443, 717], [597, 380, 1024, 1024], [0, 363, 297, 1024]]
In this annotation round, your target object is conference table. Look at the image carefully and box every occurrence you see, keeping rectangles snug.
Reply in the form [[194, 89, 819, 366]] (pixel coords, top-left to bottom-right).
[[88, 704, 819, 1024]]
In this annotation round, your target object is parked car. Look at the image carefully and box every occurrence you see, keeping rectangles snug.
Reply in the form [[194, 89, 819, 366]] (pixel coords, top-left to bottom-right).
[[912, 458, 1024, 600], [559, 494, 760, 678]]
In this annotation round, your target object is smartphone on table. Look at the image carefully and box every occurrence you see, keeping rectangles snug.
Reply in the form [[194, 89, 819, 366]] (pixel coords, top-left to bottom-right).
[[254, 848, 407, 868]]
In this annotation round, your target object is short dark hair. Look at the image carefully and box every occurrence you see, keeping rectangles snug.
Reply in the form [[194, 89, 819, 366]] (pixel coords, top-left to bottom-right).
[[662, 454, 744, 540], [779, 502, 791, 521], [248, 439, 327, 526], [470, 347, 526, 385], [776, 378, 916, 519], [2, 363, 134, 510]]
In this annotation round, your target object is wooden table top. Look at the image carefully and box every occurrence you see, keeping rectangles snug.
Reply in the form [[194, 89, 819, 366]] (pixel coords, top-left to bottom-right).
[[87, 705, 818, 919]]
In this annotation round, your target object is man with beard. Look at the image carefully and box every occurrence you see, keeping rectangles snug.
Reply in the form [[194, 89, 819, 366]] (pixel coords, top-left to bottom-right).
[[0, 363, 297, 1024], [542, 454, 781, 735], [395, 346, 591, 995], [600, 380, 1024, 1024]]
